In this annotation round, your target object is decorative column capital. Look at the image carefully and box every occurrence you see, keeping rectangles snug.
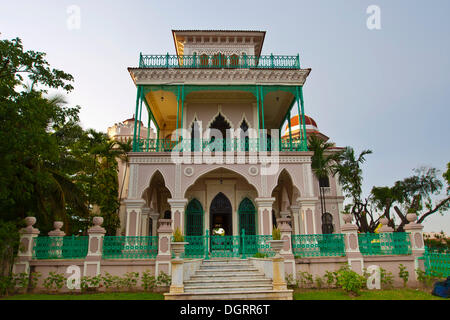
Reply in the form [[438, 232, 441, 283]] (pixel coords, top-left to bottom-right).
[[167, 198, 188, 209], [149, 212, 161, 221], [255, 197, 275, 207], [296, 197, 319, 207], [124, 198, 146, 209]]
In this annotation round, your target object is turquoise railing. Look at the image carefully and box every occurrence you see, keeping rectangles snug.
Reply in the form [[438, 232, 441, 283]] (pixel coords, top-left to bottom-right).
[[420, 247, 450, 278], [135, 137, 307, 153], [291, 234, 346, 258], [358, 232, 412, 256], [33, 236, 89, 260], [139, 54, 301, 70], [102, 236, 158, 259], [181, 232, 274, 259]]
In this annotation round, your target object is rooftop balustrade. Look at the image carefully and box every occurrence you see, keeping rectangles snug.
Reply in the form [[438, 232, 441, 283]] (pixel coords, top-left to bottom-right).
[[138, 53, 301, 69]]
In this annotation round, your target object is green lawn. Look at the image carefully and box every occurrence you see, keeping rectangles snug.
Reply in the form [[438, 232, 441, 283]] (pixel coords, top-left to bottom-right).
[[293, 288, 446, 300], [1, 292, 165, 300]]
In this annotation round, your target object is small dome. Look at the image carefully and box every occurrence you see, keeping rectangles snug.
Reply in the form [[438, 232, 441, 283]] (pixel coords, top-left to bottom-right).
[[283, 115, 319, 137]]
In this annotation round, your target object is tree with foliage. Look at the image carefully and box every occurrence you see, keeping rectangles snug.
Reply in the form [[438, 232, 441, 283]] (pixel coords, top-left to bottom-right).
[[371, 165, 449, 232], [308, 135, 342, 233], [333, 147, 374, 232]]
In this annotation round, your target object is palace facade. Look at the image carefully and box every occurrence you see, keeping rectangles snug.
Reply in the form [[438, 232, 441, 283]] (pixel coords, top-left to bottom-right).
[[122, 30, 345, 239]]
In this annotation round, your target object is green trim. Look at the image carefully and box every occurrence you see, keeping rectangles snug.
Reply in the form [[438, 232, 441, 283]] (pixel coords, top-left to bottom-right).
[[298, 86, 308, 151]]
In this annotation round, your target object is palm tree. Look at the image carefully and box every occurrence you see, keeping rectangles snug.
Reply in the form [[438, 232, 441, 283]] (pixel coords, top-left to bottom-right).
[[308, 135, 342, 233]]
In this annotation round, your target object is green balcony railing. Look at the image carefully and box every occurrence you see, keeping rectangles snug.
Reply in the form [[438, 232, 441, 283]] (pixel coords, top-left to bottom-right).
[[292, 234, 346, 258], [139, 54, 301, 70], [358, 232, 412, 256], [33, 236, 89, 260], [102, 236, 158, 259], [135, 137, 307, 153]]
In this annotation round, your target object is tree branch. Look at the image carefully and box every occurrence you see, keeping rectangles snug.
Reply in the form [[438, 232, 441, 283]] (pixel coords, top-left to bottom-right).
[[417, 196, 450, 224]]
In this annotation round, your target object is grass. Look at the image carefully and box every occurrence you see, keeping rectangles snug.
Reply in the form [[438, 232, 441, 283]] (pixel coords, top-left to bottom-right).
[[293, 288, 446, 300], [1, 292, 165, 300]]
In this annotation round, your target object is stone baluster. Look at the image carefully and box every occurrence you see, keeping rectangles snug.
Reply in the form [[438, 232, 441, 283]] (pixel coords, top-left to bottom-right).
[[341, 214, 364, 274], [13, 217, 40, 275], [84, 217, 106, 277], [155, 219, 173, 276], [48, 221, 65, 258]]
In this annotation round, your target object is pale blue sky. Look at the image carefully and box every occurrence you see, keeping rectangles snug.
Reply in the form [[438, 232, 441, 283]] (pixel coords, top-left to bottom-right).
[[1, 0, 449, 232]]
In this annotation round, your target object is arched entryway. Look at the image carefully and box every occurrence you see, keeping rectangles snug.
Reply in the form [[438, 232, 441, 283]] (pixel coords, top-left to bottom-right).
[[210, 192, 232, 236]]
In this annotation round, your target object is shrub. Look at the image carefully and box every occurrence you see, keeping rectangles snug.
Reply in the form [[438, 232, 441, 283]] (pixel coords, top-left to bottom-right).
[[253, 252, 268, 258], [272, 227, 281, 240], [324, 270, 337, 288], [297, 271, 314, 289], [380, 267, 394, 289], [285, 273, 298, 288], [398, 264, 409, 287], [141, 270, 157, 291], [80, 275, 102, 291], [43, 272, 65, 292], [156, 272, 171, 287], [314, 275, 324, 289], [121, 272, 140, 290], [173, 228, 184, 242], [0, 275, 15, 296], [335, 265, 366, 296]]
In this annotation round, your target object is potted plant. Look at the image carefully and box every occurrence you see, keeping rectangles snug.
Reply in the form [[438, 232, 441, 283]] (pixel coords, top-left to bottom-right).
[[171, 228, 188, 259], [269, 227, 285, 257]]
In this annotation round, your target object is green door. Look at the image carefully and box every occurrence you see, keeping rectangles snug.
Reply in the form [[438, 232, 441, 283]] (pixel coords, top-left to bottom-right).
[[185, 199, 203, 236], [238, 198, 256, 235]]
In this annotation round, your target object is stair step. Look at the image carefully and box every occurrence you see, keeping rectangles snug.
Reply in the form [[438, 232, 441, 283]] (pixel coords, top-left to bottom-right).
[[165, 290, 293, 300], [184, 285, 273, 293], [185, 279, 272, 287], [189, 274, 267, 281]]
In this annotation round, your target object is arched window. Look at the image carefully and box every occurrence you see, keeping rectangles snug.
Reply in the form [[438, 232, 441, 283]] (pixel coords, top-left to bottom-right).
[[186, 199, 204, 236], [209, 113, 231, 151], [238, 198, 256, 235], [239, 119, 250, 151], [191, 119, 201, 151], [319, 176, 330, 188]]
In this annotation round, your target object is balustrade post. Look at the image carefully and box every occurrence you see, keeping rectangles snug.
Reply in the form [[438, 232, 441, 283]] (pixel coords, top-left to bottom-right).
[[149, 212, 160, 237], [156, 219, 173, 276], [84, 217, 106, 277], [124, 199, 146, 236], [277, 216, 295, 279], [404, 213, 426, 279], [341, 214, 364, 274], [48, 221, 66, 258], [13, 217, 40, 275]]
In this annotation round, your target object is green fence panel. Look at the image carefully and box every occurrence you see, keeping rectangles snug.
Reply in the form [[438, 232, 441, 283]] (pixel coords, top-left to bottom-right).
[[33, 236, 89, 260], [358, 232, 411, 256], [183, 235, 208, 259], [291, 234, 346, 258], [210, 235, 241, 258], [102, 236, 158, 259], [242, 235, 275, 258], [422, 247, 450, 278]]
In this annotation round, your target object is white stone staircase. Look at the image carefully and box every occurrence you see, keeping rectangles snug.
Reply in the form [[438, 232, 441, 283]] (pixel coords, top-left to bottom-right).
[[164, 259, 293, 300]]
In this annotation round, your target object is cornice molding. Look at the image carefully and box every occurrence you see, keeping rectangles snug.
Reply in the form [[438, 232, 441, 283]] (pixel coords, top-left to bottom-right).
[[128, 68, 311, 86]]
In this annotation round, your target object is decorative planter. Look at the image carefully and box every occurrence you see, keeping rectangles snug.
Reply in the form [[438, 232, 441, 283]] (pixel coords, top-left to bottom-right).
[[406, 213, 417, 224], [171, 242, 188, 259], [269, 240, 285, 257]]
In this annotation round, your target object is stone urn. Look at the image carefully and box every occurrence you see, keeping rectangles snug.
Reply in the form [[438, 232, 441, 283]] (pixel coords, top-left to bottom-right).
[[379, 216, 389, 226], [406, 213, 417, 224], [269, 240, 286, 257], [171, 242, 188, 259], [343, 213, 353, 224]]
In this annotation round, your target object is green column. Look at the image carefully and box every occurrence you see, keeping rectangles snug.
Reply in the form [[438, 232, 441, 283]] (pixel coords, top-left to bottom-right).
[[260, 86, 266, 151], [175, 85, 180, 142], [256, 85, 260, 150], [132, 86, 141, 152], [298, 86, 308, 151], [288, 111, 292, 151], [180, 85, 185, 150], [137, 88, 144, 151]]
